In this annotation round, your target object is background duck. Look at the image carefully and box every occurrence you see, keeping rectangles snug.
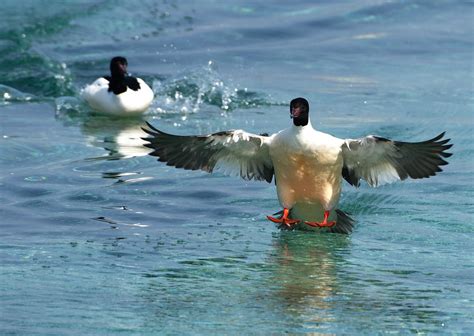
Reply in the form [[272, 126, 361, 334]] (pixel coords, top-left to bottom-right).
[[81, 56, 154, 115]]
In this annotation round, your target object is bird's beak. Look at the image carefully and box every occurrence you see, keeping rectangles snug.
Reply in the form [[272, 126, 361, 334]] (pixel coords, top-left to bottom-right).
[[119, 63, 128, 74], [290, 108, 301, 118]]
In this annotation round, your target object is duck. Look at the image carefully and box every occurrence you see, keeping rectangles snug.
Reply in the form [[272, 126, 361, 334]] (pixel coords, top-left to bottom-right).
[[81, 56, 154, 115], [142, 97, 452, 234]]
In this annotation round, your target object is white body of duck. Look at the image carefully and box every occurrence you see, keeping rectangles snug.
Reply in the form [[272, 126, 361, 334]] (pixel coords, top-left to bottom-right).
[[270, 124, 344, 225], [81, 57, 154, 115]]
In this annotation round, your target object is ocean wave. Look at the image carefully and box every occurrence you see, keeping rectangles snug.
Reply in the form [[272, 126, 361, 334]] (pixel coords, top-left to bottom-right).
[[0, 84, 37, 105], [0, 9, 76, 98]]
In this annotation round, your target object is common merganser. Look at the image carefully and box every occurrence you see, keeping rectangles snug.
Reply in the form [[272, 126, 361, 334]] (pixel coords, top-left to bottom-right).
[[82, 56, 154, 115], [142, 98, 452, 234]]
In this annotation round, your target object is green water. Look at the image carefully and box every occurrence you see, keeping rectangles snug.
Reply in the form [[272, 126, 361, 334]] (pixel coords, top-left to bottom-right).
[[1, 0, 473, 334]]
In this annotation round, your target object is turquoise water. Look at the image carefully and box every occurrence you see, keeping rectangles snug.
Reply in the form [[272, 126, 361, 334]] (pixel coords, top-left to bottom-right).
[[1, 0, 473, 334]]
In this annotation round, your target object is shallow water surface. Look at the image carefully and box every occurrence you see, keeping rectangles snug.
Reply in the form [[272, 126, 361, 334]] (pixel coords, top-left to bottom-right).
[[1, 0, 473, 334]]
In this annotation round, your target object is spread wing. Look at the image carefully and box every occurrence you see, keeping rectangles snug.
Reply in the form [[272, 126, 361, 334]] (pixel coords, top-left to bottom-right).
[[341, 132, 452, 187], [142, 122, 274, 183]]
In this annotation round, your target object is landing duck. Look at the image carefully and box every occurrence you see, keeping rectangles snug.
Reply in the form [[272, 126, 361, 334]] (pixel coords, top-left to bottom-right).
[[142, 98, 452, 233]]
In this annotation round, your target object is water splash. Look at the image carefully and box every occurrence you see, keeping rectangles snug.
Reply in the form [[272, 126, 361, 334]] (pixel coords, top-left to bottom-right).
[[151, 61, 276, 114], [0, 84, 36, 105]]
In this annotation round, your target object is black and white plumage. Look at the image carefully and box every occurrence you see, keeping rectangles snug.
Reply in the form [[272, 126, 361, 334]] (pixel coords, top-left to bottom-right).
[[341, 133, 452, 187], [142, 98, 452, 233], [143, 126, 274, 182], [82, 56, 154, 115]]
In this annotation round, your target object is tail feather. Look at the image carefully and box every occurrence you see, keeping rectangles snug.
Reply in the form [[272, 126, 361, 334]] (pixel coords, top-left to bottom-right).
[[329, 209, 354, 234]]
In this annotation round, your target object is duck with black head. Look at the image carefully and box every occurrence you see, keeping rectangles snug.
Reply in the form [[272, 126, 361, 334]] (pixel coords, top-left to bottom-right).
[[82, 56, 154, 115], [142, 97, 452, 234]]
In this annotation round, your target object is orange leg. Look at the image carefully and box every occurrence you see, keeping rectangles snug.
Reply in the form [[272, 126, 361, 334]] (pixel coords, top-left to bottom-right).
[[304, 210, 336, 228], [267, 208, 300, 229]]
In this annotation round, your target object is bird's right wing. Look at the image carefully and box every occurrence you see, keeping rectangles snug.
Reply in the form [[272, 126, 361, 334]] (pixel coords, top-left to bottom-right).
[[341, 132, 452, 187], [142, 122, 274, 183]]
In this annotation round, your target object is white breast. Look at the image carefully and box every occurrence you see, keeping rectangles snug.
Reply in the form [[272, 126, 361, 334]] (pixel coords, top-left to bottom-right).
[[269, 127, 344, 212], [81, 78, 154, 115]]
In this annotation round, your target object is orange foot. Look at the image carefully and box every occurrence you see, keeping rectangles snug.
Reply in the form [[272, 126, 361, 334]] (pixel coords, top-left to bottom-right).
[[304, 210, 336, 228], [267, 208, 300, 229]]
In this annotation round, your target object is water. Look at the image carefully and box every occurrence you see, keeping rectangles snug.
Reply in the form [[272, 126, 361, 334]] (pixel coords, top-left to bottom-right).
[[1, 0, 473, 334]]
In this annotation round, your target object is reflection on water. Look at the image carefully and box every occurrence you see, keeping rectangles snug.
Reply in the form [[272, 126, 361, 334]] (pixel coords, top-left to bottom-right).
[[266, 232, 453, 333], [100, 125, 151, 159], [55, 97, 151, 159], [268, 232, 350, 326]]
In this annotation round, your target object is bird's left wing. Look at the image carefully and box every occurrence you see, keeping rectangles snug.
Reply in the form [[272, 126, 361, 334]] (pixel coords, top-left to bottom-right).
[[142, 122, 274, 183], [341, 132, 452, 187]]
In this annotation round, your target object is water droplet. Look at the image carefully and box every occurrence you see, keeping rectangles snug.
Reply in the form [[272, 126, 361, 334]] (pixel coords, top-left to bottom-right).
[[24, 176, 46, 182]]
